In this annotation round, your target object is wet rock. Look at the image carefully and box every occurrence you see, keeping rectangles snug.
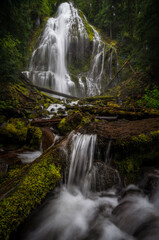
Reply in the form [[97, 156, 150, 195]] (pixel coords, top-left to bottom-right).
[[41, 127, 55, 151], [139, 168, 159, 194], [112, 185, 159, 238], [94, 162, 121, 191]]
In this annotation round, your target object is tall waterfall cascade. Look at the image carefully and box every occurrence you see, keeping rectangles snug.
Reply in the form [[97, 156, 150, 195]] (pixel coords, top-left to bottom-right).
[[24, 2, 118, 97]]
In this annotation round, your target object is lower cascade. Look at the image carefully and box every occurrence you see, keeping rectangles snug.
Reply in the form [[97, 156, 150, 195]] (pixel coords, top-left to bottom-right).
[[17, 134, 159, 240]]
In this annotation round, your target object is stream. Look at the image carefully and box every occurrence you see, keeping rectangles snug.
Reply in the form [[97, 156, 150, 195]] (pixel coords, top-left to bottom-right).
[[16, 133, 159, 240]]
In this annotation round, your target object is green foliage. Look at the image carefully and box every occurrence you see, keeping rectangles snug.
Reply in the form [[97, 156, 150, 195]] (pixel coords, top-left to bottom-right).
[[79, 10, 94, 41], [0, 34, 22, 82], [138, 86, 159, 109], [0, 157, 61, 240]]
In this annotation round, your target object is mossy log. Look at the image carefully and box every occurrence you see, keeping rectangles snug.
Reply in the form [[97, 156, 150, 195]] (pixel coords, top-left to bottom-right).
[[67, 105, 159, 120], [0, 138, 67, 240]]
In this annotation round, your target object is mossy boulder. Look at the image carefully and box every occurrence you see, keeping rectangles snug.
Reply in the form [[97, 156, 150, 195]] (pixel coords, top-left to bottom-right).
[[0, 118, 28, 144], [0, 119, 42, 149], [26, 126, 42, 150], [58, 112, 83, 135]]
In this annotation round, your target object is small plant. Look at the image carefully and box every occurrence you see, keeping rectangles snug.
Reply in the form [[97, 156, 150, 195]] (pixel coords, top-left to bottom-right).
[[137, 86, 159, 109]]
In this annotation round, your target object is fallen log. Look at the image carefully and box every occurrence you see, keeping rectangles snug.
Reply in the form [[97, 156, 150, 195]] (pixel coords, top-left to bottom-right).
[[31, 119, 61, 127], [105, 59, 136, 89], [106, 59, 130, 89], [95, 116, 118, 121], [20, 72, 79, 99]]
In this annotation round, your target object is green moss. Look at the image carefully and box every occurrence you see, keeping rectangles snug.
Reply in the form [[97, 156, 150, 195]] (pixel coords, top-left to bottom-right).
[[114, 130, 159, 184], [0, 118, 28, 144], [79, 10, 94, 41], [58, 112, 83, 134], [26, 126, 42, 150], [0, 155, 61, 240], [115, 157, 140, 184], [0, 119, 42, 149], [68, 55, 91, 77], [118, 131, 159, 148], [81, 116, 91, 125]]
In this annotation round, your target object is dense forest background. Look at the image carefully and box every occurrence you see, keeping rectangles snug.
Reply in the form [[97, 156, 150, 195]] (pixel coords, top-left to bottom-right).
[[0, 0, 158, 84]]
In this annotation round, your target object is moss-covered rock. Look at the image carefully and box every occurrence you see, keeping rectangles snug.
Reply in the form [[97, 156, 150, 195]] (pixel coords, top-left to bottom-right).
[[78, 10, 94, 41], [0, 118, 28, 144], [114, 131, 159, 184], [0, 118, 42, 150], [58, 112, 83, 135], [26, 126, 42, 150]]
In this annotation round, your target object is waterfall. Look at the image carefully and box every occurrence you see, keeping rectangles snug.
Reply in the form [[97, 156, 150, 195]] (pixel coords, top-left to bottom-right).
[[68, 133, 97, 193], [25, 2, 108, 97], [18, 133, 159, 240]]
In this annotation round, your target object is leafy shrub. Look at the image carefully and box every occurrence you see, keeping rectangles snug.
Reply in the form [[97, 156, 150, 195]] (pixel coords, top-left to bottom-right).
[[137, 86, 159, 109]]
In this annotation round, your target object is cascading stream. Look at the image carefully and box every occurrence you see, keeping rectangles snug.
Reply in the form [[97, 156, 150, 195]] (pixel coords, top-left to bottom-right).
[[18, 133, 159, 240], [68, 133, 97, 193]]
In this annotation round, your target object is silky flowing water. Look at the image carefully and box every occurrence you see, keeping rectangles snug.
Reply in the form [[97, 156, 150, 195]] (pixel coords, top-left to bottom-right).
[[16, 133, 159, 240], [24, 2, 118, 97]]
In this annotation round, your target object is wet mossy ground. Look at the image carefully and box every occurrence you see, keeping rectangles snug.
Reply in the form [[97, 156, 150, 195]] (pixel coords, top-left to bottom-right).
[[0, 118, 42, 150], [0, 71, 159, 239], [0, 73, 62, 120], [58, 111, 92, 135], [0, 142, 65, 240]]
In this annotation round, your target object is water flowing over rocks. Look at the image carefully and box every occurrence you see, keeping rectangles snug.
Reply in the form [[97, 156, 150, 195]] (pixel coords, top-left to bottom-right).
[[14, 132, 159, 240], [24, 2, 118, 97]]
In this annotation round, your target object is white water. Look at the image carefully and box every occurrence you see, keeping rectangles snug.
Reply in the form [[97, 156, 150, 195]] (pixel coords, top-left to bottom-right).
[[20, 133, 159, 240], [17, 151, 42, 164], [25, 2, 108, 97], [68, 133, 97, 193]]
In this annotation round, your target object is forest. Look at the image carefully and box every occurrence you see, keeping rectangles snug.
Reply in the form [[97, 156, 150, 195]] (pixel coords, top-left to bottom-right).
[[0, 0, 159, 239]]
